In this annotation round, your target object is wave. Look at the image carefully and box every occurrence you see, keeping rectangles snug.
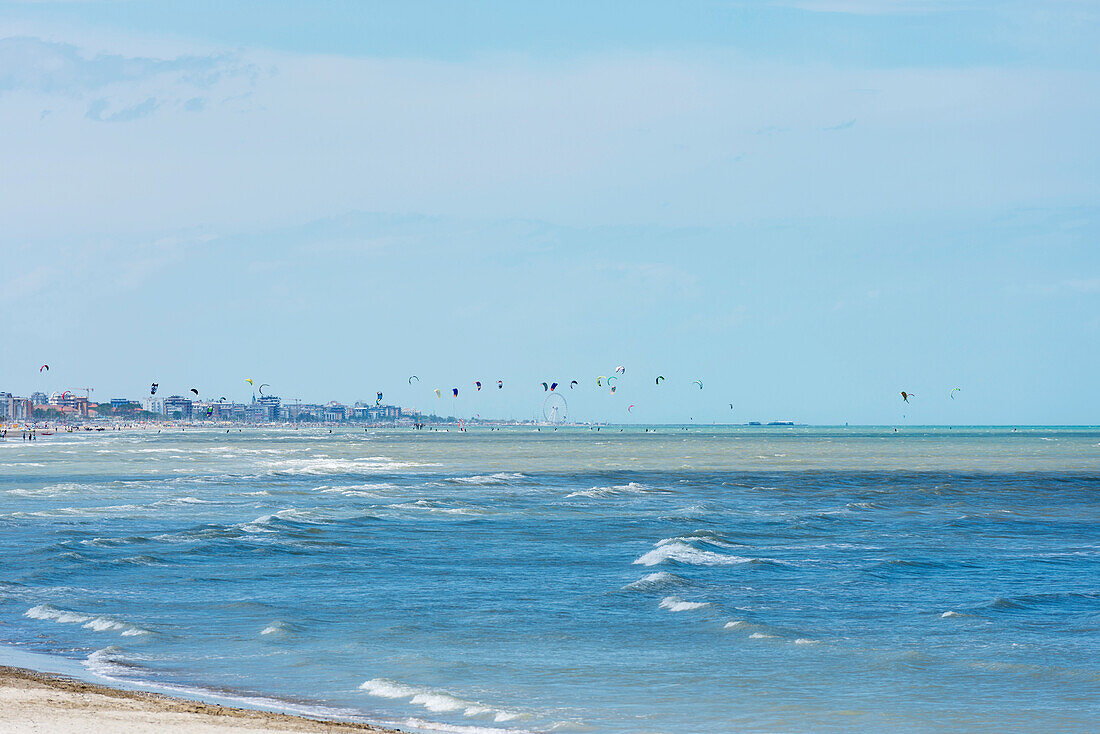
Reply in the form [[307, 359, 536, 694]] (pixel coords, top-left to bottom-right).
[[266, 456, 425, 476], [401, 718, 538, 734], [974, 591, 1099, 613], [360, 678, 525, 724], [386, 500, 486, 517], [566, 482, 657, 499], [634, 540, 769, 567], [446, 473, 526, 485], [26, 603, 150, 637], [317, 482, 400, 497], [658, 596, 710, 612], [621, 571, 687, 591], [260, 620, 291, 636]]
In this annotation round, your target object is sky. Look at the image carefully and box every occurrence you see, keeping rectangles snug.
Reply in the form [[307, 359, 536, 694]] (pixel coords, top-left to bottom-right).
[[1, 1, 1098, 424]]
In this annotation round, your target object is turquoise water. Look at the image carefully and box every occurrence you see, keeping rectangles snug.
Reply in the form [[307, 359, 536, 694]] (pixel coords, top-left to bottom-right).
[[0, 427, 1097, 732]]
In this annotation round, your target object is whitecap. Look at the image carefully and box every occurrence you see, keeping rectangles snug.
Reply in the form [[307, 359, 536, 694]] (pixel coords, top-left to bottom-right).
[[658, 596, 710, 612], [26, 603, 150, 637], [402, 718, 537, 734], [634, 540, 760, 567], [794, 638, 820, 645], [447, 473, 526, 485], [941, 610, 963, 618], [621, 571, 686, 591], [361, 678, 524, 723], [749, 632, 776, 639], [566, 482, 652, 499]]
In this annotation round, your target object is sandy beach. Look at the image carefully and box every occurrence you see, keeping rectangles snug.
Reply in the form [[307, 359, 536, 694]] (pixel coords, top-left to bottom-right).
[[0, 666, 400, 734]]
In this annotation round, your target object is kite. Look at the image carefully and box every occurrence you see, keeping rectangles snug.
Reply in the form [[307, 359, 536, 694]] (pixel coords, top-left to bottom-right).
[[541, 382, 549, 391], [475, 381, 482, 391], [607, 376, 618, 386], [150, 383, 158, 395], [901, 391, 914, 403], [434, 389, 442, 398], [409, 376, 420, 384], [39, 365, 49, 372], [259, 383, 269, 396], [570, 380, 578, 389], [452, 388, 459, 398], [693, 380, 703, 390], [628, 404, 635, 413], [550, 382, 558, 391], [615, 366, 626, 375], [497, 380, 503, 389], [376, 391, 383, 405], [949, 388, 961, 400], [611, 386, 617, 394], [596, 376, 607, 387], [655, 376, 665, 385], [190, 388, 199, 396], [245, 379, 253, 386]]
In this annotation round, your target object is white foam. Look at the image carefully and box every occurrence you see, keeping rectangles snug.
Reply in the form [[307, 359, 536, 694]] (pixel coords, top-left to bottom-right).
[[724, 620, 750, 630], [634, 540, 758, 567], [621, 571, 685, 590], [268, 456, 425, 476], [658, 596, 711, 612], [402, 718, 537, 734], [447, 473, 525, 485], [360, 679, 419, 698], [749, 632, 776, 639], [26, 604, 150, 637], [565, 482, 650, 499], [361, 679, 524, 724], [261, 621, 289, 636], [941, 610, 963, 618], [794, 638, 820, 645]]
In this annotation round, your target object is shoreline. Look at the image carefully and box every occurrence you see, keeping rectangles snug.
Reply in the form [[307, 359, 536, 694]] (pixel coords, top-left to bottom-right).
[[0, 645, 404, 734], [0, 664, 402, 734]]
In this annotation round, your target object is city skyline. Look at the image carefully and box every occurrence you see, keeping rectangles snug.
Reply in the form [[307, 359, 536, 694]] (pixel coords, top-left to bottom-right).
[[1, 2, 1097, 424]]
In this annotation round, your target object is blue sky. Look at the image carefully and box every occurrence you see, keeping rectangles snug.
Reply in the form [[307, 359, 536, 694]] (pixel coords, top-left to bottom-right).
[[1, 1, 1097, 424]]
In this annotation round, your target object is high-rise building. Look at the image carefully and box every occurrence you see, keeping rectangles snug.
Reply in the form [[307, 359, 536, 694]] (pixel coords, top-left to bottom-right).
[[162, 396, 193, 419]]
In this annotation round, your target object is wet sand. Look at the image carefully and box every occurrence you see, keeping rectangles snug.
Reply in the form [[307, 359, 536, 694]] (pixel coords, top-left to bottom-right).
[[0, 666, 401, 734]]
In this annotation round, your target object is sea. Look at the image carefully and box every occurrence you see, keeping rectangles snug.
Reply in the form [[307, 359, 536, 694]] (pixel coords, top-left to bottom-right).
[[0, 426, 1097, 733]]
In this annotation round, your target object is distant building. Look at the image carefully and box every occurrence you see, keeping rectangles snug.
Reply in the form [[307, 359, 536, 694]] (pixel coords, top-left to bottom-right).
[[142, 397, 165, 415], [4, 395, 33, 420], [250, 396, 281, 421], [30, 392, 48, 406], [323, 402, 347, 422], [163, 396, 193, 419]]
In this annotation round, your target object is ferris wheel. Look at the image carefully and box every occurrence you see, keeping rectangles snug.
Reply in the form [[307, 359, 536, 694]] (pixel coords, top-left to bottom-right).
[[542, 393, 568, 424]]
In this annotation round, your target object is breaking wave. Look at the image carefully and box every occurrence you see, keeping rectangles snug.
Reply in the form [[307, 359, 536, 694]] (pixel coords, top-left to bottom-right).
[[360, 678, 525, 723], [658, 596, 711, 612], [634, 540, 770, 567], [26, 604, 150, 637]]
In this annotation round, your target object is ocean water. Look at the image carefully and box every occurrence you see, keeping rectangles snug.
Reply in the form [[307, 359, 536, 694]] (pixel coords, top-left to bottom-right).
[[0, 426, 1097, 733]]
